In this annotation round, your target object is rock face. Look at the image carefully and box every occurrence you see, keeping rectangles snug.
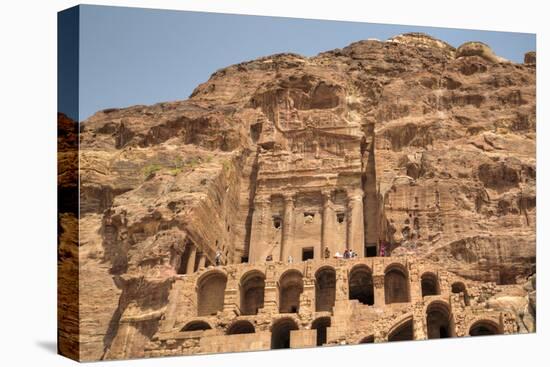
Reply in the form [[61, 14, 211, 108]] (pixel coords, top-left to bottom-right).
[[58, 33, 536, 361]]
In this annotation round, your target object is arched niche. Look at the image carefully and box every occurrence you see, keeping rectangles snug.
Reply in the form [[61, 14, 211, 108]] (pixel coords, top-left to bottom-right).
[[197, 271, 227, 316], [227, 320, 255, 335], [451, 281, 470, 306], [388, 318, 414, 342], [240, 270, 265, 315], [279, 270, 303, 313], [271, 318, 299, 349], [315, 266, 336, 312], [349, 265, 374, 305], [182, 320, 212, 332], [312, 317, 331, 346], [384, 264, 410, 304], [426, 301, 454, 339], [469, 320, 502, 337], [421, 272, 440, 297]]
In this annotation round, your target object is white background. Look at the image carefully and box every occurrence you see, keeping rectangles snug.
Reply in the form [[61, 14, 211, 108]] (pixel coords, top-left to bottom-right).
[[0, 0, 547, 365]]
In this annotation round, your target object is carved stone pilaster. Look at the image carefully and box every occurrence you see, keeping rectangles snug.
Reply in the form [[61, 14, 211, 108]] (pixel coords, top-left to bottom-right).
[[185, 243, 197, 274], [280, 192, 295, 261], [320, 189, 332, 260], [335, 267, 349, 301], [249, 195, 271, 263], [412, 303, 427, 340], [373, 275, 385, 307], [502, 312, 518, 334], [346, 189, 364, 254]]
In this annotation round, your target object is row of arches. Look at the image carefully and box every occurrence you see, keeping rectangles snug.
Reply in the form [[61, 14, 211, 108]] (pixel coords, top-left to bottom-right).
[[181, 317, 331, 348], [195, 266, 471, 317], [182, 311, 502, 349], [387, 302, 502, 342]]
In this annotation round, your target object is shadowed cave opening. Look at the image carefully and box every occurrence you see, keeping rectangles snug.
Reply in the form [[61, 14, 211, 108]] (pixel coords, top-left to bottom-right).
[[384, 266, 409, 304], [197, 272, 227, 316], [421, 272, 440, 297], [227, 320, 255, 335], [469, 321, 501, 337], [349, 265, 374, 305], [426, 302, 453, 339], [315, 267, 336, 312], [312, 317, 331, 346], [451, 282, 470, 306], [279, 270, 303, 313], [388, 319, 414, 342], [240, 271, 265, 315], [182, 321, 211, 332], [271, 318, 299, 349]]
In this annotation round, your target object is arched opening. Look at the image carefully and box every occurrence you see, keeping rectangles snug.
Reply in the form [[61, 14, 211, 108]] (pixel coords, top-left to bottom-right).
[[279, 270, 303, 313], [271, 318, 299, 349], [197, 271, 227, 316], [227, 320, 255, 335], [349, 265, 374, 305], [388, 319, 414, 342], [182, 320, 211, 332], [421, 272, 440, 297], [469, 320, 501, 337], [359, 335, 374, 344], [315, 267, 336, 312], [384, 265, 409, 304], [426, 302, 454, 339], [240, 271, 265, 315], [451, 282, 470, 306], [312, 317, 331, 346]]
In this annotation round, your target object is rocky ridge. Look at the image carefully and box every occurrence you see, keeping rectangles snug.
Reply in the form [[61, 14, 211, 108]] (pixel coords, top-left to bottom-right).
[[58, 33, 536, 360]]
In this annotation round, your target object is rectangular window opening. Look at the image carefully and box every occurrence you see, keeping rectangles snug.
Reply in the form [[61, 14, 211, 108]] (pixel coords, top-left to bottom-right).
[[366, 246, 377, 258], [302, 247, 314, 261], [272, 215, 282, 229]]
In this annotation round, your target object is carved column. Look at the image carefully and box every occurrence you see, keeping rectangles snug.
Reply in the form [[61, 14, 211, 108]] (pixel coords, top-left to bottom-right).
[[373, 275, 385, 307], [280, 192, 295, 262], [409, 262, 422, 303], [223, 267, 239, 315], [300, 277, 315, 318], [320, 190, 332, 260], [502, 312, 518, 334], [335, 267, 349, 301], [249, 195, 270, 263], [262, 264, 278, 313], [413, 303, 427, 340], [346, 189, 365, 255], [186, 243, 197, 274], [198, 253, 206, 270]]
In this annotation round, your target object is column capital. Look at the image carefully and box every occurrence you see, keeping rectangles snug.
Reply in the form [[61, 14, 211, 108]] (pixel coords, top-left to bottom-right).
[[373, 274, 385, 289], [321, 189, 332, 201], [282, 192, 295, 203], [347, 189, 364, 202], [254, 194, 271, 205]]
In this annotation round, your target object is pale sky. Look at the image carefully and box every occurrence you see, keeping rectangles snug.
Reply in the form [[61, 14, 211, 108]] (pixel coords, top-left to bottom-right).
[[58, 5, 536, 121]]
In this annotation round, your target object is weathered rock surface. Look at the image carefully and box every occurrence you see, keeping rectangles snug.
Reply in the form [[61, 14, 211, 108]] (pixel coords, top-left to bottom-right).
[[58, 33, 536, 361]]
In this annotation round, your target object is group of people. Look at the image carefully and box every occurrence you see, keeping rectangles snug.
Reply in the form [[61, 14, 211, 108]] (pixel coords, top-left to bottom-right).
[[261, 242, 389, 263], [323, 246, 358, 259], [332, 248, 358, 259]]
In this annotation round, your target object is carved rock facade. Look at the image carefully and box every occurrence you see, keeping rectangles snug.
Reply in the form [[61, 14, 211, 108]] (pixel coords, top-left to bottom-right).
[[58, 33, 536, 360]]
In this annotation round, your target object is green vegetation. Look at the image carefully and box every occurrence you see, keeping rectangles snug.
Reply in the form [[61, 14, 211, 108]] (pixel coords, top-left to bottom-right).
[[142, 163, 163, 178], [222, 160, 232, 172], [142, 155, 215, 178]]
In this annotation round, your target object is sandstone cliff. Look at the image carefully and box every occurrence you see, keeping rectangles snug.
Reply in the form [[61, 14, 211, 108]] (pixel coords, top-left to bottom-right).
[[59, 33, 536, 360]]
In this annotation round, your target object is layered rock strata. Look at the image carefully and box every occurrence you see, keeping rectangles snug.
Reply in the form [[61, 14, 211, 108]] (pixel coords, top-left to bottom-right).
[[58, 33, 536, 361]]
